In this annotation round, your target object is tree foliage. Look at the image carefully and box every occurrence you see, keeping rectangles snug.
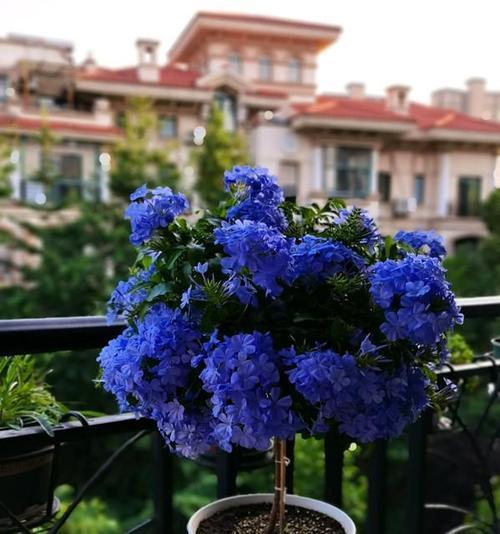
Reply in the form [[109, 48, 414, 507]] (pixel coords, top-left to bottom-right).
[[110, 97, 180, 200], [0, 135, 14, 198], [195, 104, 248, 207]]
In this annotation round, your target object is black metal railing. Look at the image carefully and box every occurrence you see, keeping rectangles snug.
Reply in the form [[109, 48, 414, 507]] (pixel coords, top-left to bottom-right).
[[0, 296, 499, 534]]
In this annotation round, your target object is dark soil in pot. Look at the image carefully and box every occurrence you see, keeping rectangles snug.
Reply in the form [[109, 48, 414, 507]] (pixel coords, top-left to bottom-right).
[[197, 503, 346, 534]]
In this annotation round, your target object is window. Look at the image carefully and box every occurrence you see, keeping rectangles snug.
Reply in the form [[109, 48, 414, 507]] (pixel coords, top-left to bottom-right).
[[57, 154, 82, 180], [323, 146, 371, 198], [378, 172, 391, 203], [0, 75, 7, 102], [458, 176, 481, 216], [228, 52, 242, 74], [288, 57, 301, 83], [215, 91, 237, 132], [258, 57, 273, 81], [115, 111, 126, 128], [158, 116, 177, 139], [414, 174, 425, 205], [279, 161, 299, 200], [54, 153, 83, 202]]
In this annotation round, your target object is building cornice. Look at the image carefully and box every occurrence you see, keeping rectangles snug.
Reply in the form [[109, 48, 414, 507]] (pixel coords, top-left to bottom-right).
[[75, 79, 212, 103]]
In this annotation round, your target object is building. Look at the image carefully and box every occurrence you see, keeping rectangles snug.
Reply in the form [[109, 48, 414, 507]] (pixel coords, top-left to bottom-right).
[[1, 13, 500, 253], [432, 78, 500, 122]]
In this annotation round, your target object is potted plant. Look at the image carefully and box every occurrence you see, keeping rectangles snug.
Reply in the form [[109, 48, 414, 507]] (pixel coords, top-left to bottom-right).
[[98, 166, 462, 533], [0, 356, 66, 531]]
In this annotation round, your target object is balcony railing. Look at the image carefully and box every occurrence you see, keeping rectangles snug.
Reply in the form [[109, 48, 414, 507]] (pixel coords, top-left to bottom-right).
[[0, 296, 499, 534]]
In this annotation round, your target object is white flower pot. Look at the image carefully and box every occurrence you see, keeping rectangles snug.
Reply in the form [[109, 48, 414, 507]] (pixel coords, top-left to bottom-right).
[[187, 493, 356, 533]]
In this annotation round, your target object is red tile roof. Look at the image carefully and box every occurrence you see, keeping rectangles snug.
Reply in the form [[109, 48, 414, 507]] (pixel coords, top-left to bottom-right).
[[79, 65, 201, 88], [196, 12, 341, 33], [0, 115, 121, 137], [409, 102, 500, 133], [293, 95, 413, 124], [293, 95, 500, 134]]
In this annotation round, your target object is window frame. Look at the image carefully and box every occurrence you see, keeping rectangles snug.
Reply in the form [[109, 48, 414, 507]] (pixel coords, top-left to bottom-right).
[[378, 171, 391, 203], [158, 115, 178, 140], [457, 176, 482, 217], [258, 56, 273, 81], [288, 57, 302, 84], [414, 174, 425, 206], [228, 52, 242, 74]]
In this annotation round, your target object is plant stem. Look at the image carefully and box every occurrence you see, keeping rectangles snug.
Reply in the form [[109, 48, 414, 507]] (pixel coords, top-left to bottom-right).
[[265, 438, 287, 534]]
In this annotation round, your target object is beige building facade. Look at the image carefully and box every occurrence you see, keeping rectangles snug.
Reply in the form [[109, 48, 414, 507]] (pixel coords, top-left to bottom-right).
[[432, 78, 500, 122], [0, 13, 499, 257]]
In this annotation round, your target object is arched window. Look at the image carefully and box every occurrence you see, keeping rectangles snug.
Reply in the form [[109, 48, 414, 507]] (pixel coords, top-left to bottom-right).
[[288, 57, 301, 83], [228, 52, 242, 74], [258, 56, 273, 81], [215, 90, 237, 132]]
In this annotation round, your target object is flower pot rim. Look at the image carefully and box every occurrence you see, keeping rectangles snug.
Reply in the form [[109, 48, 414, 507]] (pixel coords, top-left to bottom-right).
[[186, 492, 356, 534], [492, 336, 500, 344]]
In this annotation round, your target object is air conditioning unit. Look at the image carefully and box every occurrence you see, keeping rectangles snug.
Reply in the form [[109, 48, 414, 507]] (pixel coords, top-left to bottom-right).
[[392, 197, 417, 217]]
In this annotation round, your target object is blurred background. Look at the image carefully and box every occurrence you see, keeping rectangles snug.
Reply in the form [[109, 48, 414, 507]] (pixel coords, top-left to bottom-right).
[[0, 1, 499, 532]]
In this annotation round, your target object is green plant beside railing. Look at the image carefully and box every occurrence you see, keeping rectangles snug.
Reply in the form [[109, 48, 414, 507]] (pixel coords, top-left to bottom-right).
[[0, 355, 66, 435]]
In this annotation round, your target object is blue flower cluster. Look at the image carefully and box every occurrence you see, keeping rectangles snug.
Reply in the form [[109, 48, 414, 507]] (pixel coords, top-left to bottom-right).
[[107, 266, 154, 322], [214, 220, 292, 296], [198, 332, 301, 451], [335, 207, 381, 250], [394, 230, 447, 259], [99, 165, 462, 459], [369, 255, 463, 346], [288, 235, 365, 283], [125, 185, 189, 245], [287, 348, 429, 441], [98, 303, 211, 457], [224, 166, 287, 230]]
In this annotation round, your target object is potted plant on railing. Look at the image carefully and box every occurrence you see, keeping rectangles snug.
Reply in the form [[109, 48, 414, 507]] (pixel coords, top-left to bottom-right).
[[0, 356, 66, 531], [98, 166, 463, 533]]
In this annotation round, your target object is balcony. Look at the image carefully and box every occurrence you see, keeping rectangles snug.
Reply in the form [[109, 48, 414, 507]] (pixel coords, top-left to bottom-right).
[[0, 297, 499, 534]]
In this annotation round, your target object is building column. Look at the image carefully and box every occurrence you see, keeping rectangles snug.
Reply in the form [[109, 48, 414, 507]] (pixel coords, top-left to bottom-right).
[[370, 148, 379, 196], [312, 145, 322, 193], [9, 148, 22, 200], [98, 149, 111, 203], [437, 153, 449, 217]]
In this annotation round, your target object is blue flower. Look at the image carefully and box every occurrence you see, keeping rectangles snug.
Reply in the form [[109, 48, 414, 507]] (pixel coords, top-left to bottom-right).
[[287, 347, 430, 442], [287, 235, 365, 284], [107, 266, 154, 323], [224, 166, 287, 230], [214, 220, 292, 297], [197, 331, 303, 451], [369, 255, 463, 346], [335, 207, 381, 250], [125, 185, 189, 246], [394, 230, 447, 259], [98, 303, 212, 457]]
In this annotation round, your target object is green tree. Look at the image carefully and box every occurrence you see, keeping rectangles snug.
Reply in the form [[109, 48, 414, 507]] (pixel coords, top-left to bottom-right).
[[0, 135, 14, 198], [110, 97, 179, 200], [32, 120, 59, 191], [195, 104, 248, 207], [482, 188, 500, 234]]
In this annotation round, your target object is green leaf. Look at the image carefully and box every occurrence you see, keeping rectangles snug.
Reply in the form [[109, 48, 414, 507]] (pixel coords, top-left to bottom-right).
[[166, 248, 185, 270], [21, 412, 55, 436], [146, 283, 170, 301]]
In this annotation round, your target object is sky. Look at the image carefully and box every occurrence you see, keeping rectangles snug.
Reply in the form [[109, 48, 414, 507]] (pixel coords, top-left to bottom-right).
[[2, 0, 499, 103]]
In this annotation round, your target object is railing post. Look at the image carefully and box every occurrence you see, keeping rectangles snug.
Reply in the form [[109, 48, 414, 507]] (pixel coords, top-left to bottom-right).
[[365, 440, 387, 534], [285, 438, 295, 494], [153, 432, 173, 534], [324, 429, 344, 507], [407, 410, 432, 534], [216, 448, 237, 499]]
